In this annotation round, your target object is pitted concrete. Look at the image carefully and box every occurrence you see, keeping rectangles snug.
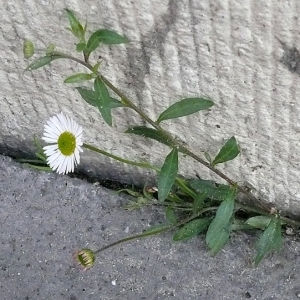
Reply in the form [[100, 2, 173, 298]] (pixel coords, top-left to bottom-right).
[[1, 155, 300, 300]]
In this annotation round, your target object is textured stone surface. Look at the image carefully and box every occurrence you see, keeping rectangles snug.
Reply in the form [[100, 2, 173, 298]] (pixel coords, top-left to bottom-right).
[[1, 0, 300, 215], [1, 155, 300, 300]]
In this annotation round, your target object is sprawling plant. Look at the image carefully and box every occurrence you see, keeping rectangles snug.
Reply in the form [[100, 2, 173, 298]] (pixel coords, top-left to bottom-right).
[[22, 9, 299, 269]]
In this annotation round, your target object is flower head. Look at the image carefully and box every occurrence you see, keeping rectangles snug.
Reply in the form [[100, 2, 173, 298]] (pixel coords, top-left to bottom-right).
[[42, 112, 83, 174], [74, 249, 96, 270]]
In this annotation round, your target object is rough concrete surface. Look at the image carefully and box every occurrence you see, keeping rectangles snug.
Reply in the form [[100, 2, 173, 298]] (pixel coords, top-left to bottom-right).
[[1, 155, 300, 300], [2, 0, 300, 216]]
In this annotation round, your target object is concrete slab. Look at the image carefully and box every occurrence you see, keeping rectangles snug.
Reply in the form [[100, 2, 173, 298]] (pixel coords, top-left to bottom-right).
[[1, 154, 300, 300], [2, 0, 300, 217]]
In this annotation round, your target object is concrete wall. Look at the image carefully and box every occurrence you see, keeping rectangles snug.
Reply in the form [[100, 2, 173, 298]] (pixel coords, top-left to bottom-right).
[[1, 0, 300, 216]]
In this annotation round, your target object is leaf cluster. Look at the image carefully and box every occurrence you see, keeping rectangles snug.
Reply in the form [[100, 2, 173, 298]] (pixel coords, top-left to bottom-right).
[[23, 8, 287, 267]]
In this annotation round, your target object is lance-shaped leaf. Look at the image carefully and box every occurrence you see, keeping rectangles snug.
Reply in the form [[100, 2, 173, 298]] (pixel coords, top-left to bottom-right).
[[212, 136, 240, 166], [156, 98, 214, 124], [94, 77, 122, 126], [173, 218, 210, 241], [245, 216, 272, 230], [205, 188, 236, 255], [64, 73, 92, 83], [86, 29, 129, 56], [158, 148, 178, 202], [25, 55, 61, 71], [189, 179, 232, 201], [125, 126, 172, 147], [254, 215, 282, 266], [65, 9, 85, 40]]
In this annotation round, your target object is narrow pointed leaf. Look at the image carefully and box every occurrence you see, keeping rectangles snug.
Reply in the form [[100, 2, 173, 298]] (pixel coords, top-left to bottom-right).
[[86, 29, 129, 55], [158, 148, 178, 202], [192, 192, 206, 214], [245, 216, 272, 230], [65, 9, 84, 39], [156, 98, 214, 124], [64, 73, 92, 83], [212, 136, 240, 166], [25, 55, 60, 71], [94, 77, 118, 126], [166, 207, 177, 224], [173, 218, 210, 241], [189, 179, 232, 201], [205, 189, 236, 255], [254, 215, 282, 266], [125, 126, 172, 147]]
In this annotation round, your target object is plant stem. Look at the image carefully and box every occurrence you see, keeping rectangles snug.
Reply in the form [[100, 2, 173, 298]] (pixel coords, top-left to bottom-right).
[[94, 206, 218, 254], [51, 52, 276, 214], [83, 143, 159, 171]]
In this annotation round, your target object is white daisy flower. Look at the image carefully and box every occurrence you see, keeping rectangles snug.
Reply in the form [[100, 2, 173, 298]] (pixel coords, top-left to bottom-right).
[[42, 112, 83, 174]]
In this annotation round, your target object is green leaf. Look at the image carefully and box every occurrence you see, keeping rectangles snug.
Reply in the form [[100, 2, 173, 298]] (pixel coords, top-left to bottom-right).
[[76, 87, 123, 112], [192, 192, 206, 214], [166, 207, 177, 224], [125, 126, 172, 147], [76, 42, 86, 52], [76, 87, 98, 106], [254, 215, 282, 266], [65, 9, 84, 40], [173, 218, 210, 241], [86, 29, 129, 55], [25, 55, 60, 71], [156, 98, 214, 124], [205, 189, 236, 255], [212, 136, 240, 166], [94, 77, 114, 125], [158, 148, 178, 202], [245, 216, 272, 230], [64, 73, 92, 83], [23, 40, 34, 59], [189, 179, 232, 201]]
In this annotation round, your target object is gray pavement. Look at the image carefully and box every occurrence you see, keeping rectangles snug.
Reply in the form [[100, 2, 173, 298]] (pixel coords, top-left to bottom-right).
[[1, 154, 300, 300]]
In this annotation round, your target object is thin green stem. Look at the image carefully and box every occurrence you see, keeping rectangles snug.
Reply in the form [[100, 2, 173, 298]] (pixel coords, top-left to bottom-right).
[[94, 225, 172, 254], [50, 51, 275, 214], [94, 206, 218, 254], [83, 143, 158, 171]]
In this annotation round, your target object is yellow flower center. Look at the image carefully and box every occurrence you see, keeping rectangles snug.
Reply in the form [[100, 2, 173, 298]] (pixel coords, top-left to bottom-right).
[[58, 131, 76, 156]]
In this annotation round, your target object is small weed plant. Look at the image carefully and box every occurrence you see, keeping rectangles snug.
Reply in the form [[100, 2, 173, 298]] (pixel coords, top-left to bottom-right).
[[21, 9, 300, 269]]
